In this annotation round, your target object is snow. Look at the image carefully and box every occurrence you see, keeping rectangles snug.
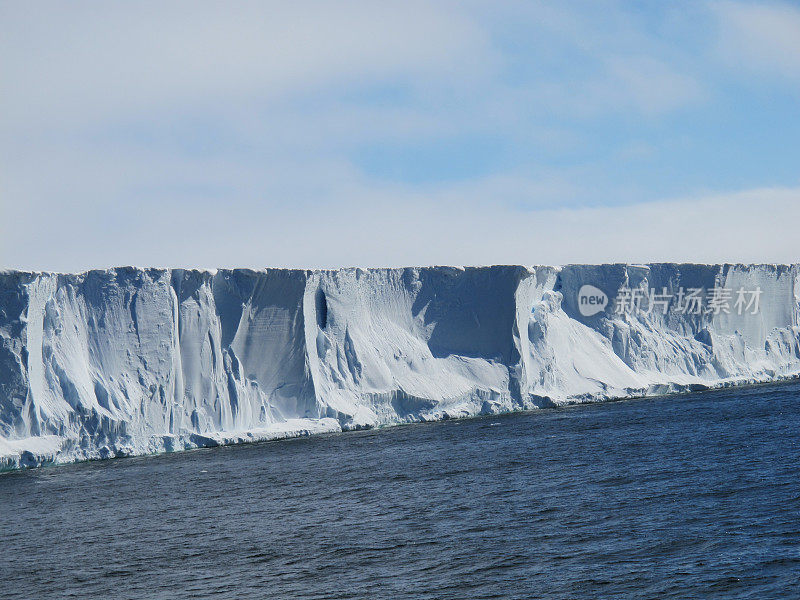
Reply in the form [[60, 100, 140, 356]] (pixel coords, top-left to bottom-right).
[[1, 264, 798, 470]]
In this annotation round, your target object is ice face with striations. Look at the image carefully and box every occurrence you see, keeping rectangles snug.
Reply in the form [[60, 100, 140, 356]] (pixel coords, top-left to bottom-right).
[[1, 264, 798, 469]]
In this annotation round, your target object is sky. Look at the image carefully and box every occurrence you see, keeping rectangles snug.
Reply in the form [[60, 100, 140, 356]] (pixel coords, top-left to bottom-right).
[[1, 0, 799, 270]]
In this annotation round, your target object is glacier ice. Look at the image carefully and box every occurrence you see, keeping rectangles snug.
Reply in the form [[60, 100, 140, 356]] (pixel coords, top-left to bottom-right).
[[1, 264, 798, 470]]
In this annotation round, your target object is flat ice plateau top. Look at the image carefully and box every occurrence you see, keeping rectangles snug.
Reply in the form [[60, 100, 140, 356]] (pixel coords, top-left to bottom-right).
[[1, 264, 798, 470]]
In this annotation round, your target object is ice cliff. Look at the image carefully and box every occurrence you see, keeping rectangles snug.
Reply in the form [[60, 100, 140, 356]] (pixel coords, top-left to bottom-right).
[[1, 264, 798, 469]]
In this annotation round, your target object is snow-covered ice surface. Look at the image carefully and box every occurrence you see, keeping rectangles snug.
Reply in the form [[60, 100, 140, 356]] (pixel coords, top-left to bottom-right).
[[1, 264, 798, 470]]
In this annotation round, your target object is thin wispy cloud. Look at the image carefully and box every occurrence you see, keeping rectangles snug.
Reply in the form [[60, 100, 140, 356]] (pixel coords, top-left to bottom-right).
[[712, 0, 800, 81]]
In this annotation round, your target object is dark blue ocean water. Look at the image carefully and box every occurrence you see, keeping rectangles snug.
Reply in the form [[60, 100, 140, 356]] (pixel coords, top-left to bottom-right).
[[1, 382, 799, 599]]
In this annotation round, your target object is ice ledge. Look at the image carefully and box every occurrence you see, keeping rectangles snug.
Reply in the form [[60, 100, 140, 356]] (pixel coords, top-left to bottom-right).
[[0, 418, 342, 472], [4, 376, 799, 473]]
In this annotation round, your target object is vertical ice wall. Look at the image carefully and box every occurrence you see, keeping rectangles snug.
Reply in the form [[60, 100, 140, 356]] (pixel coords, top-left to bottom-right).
[[0, 264, 798, 468], [305, 266, 535, 425]]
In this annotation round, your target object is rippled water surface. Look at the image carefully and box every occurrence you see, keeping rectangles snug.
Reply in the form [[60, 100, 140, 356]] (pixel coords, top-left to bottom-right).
[[2, 381, 800, 599]]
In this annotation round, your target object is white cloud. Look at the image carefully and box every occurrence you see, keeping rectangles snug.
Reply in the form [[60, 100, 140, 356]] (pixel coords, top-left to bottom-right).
[[0, 1, 794, 271], [1, 136, 796, 270], [0, 0, 709, 136], [712, 1, 800, 81], [603, 56, 706, 115], [0, 1, 494, 131]]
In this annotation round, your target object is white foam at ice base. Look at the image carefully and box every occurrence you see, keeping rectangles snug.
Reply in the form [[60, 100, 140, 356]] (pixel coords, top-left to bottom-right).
[[1, 264, 798, 470]]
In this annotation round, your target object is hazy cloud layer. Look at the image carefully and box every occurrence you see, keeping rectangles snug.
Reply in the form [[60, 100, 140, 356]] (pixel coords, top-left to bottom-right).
[[1, 1, 798, 270]]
